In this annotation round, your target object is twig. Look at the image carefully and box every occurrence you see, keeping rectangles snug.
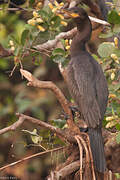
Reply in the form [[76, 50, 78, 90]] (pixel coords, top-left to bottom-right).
[[75, 135, 83, 180], [75, 134, 96, 180], [0, 115, 25, 135], [89, 16, 110, 26], [25, 143, 47, 151], [0, 7, 27, 11], [77, 135, 90, 165], [83, 133, 96, 180], [0, 146, 64, 172], [9, 63, 17, 77]]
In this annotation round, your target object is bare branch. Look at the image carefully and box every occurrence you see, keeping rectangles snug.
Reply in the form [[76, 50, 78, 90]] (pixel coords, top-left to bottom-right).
[[0, 7, 27, 11], [0, 112, 76, 144], [34, 27, 77, 51], [0, 146, 65, 172], [75, 136, 83, 180], [89, 16, 110, 26], [0, 112, 61, 135], [0, 115, 24, 135], [48, 161, 80, 180], [20, 69, 79, 131]]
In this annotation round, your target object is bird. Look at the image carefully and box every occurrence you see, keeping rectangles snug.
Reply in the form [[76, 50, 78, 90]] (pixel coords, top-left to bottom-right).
[[64, 7, 109, 172]]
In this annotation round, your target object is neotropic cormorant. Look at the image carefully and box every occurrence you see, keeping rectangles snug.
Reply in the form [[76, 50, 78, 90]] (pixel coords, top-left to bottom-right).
[[64, 7, 109, 172]]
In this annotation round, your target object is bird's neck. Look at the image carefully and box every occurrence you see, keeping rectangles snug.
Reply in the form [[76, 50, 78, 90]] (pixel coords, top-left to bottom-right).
[[70, 17, 92, 57]]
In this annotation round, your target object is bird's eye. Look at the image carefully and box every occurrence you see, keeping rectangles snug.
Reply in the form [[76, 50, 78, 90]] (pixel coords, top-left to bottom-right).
[[74, 9, 78, 13]]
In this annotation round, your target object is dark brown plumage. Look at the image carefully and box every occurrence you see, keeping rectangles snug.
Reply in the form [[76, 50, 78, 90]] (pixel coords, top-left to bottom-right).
[[65, 7, 109, 172]]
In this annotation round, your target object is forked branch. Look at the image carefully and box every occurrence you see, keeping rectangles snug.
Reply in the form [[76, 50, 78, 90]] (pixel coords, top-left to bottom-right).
[[20, 69, 79, 131]]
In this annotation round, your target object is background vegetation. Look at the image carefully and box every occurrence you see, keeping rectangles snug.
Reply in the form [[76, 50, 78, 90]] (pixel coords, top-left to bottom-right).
[[0, 0, 120, 179]]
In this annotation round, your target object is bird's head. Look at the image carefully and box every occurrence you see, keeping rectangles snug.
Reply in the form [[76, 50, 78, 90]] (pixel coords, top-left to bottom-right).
[[62, 7, 88, 20]]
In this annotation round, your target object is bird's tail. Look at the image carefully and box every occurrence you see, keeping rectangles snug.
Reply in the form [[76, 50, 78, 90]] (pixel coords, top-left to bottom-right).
[[88, 128, 106, 172]]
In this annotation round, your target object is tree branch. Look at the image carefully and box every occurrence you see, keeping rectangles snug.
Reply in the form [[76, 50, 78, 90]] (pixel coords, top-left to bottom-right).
[[20, 69, 79, 131], [0, 146, 65, 172], [0, 115, 24, 135], [34, 27, 77, 51], [47, 160, 80, 180], [0, 112, 76, 144]]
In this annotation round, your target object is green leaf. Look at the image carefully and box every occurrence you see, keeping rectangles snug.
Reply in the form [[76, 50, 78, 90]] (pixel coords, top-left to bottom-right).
[[108, 10, 120, 24], [114, 49, 120, 57], [61, 58, 70, 67], [53, 119, 66, 128], [22, 129, 43, 144], [113, 83, 120, 91], [52, 48, 65, 56], [115, 173, 120, 178], [99, 32, 114, 38], [9, 34, 19, 45], [60, 39, 66, 47], [22, 129, 38, 136], [116, 123, 120, 131], [21, 29, 30, 45], [116, 132, 120, 144], [31, 136, 40, 144], [51, 16, 61, 28], [112, 108, 115, 116], [51, 55, 66, 63], [38, 10, 49, 21], [14, 47, 21, 56], [97, 42, 115, 58], [0, 58, 8, 69], [34, 56, 43, 66], [102, 60, 112, 71], [113, 24, 120, 33]]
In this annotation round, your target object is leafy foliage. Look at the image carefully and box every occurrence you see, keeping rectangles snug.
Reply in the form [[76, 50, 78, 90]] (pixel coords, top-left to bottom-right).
[[1, 1, 120, 177], [96, 5, 120, 135]]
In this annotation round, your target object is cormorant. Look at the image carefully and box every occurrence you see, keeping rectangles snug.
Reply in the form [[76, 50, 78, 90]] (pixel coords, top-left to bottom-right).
[[64, 7, 109, 172]]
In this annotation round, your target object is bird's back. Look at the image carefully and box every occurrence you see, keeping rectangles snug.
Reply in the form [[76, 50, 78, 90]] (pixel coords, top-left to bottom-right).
[[66, 51, 108, 127]]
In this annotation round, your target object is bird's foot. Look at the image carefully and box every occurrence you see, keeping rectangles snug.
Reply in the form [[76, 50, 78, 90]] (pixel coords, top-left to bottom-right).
[[69, 106, 80, 117], [79, 127, 88, 133]]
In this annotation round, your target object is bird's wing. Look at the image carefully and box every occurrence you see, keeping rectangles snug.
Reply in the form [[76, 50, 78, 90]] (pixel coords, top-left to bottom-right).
[[72, 59, 101, 128]]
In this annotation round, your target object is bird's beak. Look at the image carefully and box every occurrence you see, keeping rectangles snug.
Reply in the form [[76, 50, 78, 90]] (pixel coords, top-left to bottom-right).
[[61, 9, 79, 18]]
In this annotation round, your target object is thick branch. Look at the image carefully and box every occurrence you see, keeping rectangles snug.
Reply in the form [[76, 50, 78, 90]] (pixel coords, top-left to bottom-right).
[[48, 160, 80, 180], [20, 69, 79, 131]]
